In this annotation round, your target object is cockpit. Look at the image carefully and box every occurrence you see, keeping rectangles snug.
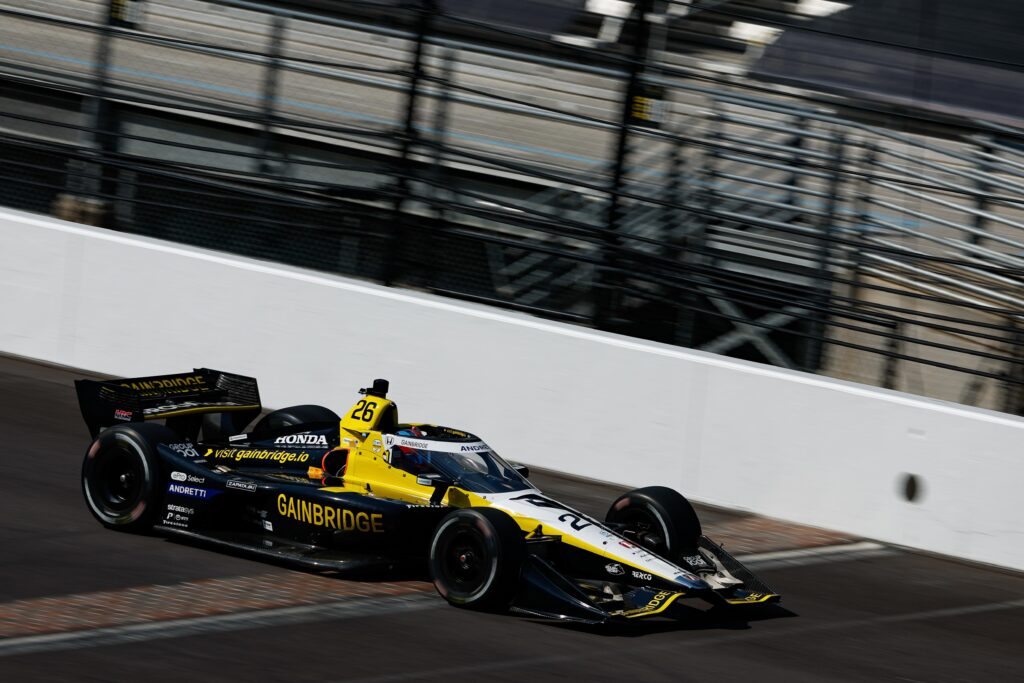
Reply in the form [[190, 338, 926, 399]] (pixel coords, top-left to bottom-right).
[[384, 427, 530, 494]]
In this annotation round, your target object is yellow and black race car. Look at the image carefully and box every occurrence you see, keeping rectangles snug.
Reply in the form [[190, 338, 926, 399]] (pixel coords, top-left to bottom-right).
[[76, 370, 779, 623]]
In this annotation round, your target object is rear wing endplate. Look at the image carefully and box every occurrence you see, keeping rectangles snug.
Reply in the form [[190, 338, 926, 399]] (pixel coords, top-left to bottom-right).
[[75, 369, 261, 438]]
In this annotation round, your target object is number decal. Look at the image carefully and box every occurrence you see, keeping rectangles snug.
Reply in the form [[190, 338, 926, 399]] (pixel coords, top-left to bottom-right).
[[349, 400, 365, 420], [558, 512, 593, 531], [349, 400, 378, 422], [510, 493, 596, 531]]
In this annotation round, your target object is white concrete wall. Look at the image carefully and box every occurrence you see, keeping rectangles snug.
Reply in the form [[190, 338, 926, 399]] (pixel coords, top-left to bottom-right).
[[3, 208, 1022, 569]]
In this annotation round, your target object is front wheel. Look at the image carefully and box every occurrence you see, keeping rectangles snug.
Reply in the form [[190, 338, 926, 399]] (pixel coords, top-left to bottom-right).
[[429, 508, 525, 611], [81, 423, 176, 533], [605, 486, 702, 560]]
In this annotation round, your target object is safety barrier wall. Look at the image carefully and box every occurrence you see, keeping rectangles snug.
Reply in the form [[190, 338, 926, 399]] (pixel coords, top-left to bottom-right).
[[2, 208, 1022, 570]]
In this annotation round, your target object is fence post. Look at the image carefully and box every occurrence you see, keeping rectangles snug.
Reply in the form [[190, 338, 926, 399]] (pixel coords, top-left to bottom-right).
[[1002, 321, 1024, 415], [971, 136, 993, 246], [56, 0, 125, 226], [383, 0, 436, 286], [661, 133, 684, 244], [881, 322, 901, 390], [595, 0, 655, 331], [803, 128, 845, 372], [256, 13, 286, 175]]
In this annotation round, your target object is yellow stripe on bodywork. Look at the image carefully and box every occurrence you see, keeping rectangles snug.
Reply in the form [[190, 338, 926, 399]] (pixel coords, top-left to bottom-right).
[[620, 591, 685, 619], [724, 593, 778, 605], [145, 404, 260, 419]]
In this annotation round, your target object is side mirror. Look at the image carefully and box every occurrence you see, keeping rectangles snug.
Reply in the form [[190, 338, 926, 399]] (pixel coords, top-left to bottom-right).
[[512, 463, 530, 479], [416, 473, 454, 505]]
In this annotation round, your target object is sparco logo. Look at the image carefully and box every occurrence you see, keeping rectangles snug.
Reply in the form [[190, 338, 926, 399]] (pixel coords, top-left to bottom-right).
[[275, 434, 328, 446]]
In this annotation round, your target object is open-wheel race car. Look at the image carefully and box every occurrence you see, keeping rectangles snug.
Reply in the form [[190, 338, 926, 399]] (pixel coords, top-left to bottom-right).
[[76, 370, 779, 623]]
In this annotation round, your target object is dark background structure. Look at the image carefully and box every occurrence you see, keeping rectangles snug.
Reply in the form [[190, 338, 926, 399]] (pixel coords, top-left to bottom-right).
[[1, 0, 1022, 413]]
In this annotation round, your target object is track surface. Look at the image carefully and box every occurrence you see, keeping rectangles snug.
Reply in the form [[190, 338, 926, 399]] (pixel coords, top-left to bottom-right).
[[0, 355, 1022, 681]]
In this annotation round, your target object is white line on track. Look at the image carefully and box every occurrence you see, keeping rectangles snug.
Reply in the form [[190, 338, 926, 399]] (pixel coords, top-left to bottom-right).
[[0, 593, 439, 658], [739, 541, 893, 569]]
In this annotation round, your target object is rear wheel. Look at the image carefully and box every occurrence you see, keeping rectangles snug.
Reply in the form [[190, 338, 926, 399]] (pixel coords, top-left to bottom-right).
[[429, 508, 525, 610], [81, 423, 177, 533], [606, 486, 702, 559], [252, 405, 340, 432]]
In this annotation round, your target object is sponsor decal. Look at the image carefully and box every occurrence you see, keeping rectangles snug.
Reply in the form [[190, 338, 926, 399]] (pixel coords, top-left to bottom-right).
[[274, 434, 328, 447], [643, 591, 671, 610], [163, 503, 194, 529], [204, 448, 310, 464], [383, 435, 492, 455], [732, 592, 765, 602], [510, 493, 596, 531], [168, 443, 200, 458], [276, 494, 384, 533], [170, 471, 204, 484], [307, 467, 325, 479], [142, 400, 244, 417], [166, 483, 220, 499], [605, 563, 624, 576], [170, 471, 186, 482], [683, 553, 712, 570], [631, 570, 653, 582], [225, 479, 257, 493], [619, 540, 636, 549], [228, 434, 248, 442], [114, 408, 133, 421], [263, 520, 274, 532], [120, 375, 205, 395]]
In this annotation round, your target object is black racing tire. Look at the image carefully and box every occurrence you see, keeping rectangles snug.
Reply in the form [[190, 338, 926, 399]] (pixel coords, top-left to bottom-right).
[[605, 486, 702, 559], [81, 423, 178, 533], [429, 508, 525, 611], [252, 405, 340, 432]]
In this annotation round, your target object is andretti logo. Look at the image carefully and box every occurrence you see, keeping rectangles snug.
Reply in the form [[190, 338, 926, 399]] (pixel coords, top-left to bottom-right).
[[167, 483, 220, 499]]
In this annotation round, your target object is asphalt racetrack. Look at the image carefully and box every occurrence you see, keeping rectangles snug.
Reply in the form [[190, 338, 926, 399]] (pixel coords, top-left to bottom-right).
[[0, 354, 1022, 681]]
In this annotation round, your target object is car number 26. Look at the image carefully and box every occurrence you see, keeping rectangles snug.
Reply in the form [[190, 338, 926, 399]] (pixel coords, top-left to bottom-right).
[[349, 400, 378, 422]]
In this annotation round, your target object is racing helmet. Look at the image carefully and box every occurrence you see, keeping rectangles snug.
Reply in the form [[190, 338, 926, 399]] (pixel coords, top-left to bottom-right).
[[393, 427, 430, 469]]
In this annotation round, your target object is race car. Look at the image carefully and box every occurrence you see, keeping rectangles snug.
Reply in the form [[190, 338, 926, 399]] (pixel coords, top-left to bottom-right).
[[76, 369, 779, 623]]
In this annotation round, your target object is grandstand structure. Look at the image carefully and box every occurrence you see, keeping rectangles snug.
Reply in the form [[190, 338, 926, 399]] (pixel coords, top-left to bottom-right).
[[0, 0, 1021, 413]]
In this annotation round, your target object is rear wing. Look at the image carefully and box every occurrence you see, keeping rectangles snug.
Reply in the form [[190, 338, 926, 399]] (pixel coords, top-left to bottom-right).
[[75, 369, 261, 438]]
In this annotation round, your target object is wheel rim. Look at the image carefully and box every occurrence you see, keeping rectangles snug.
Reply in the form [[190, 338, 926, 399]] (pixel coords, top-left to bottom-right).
[[437, 527, 489, 596], [612, 507, 669, 555], [92, 444, 145, 515]]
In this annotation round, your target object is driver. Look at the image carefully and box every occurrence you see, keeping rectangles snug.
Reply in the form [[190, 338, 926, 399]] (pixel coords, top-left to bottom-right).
[[392, 427, 432, 472]]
